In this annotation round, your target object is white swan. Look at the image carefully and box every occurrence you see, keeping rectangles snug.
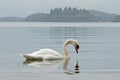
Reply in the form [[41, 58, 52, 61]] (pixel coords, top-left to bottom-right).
[[23, 39, 79, 60]]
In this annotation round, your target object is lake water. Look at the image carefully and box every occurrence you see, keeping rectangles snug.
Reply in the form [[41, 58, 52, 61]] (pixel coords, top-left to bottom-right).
[[0, 22, 120, 80]]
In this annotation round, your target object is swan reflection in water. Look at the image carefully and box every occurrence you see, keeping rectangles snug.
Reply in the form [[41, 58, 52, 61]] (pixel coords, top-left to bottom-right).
[[23, 59, 79, 75], [63, 59, 79, 75]]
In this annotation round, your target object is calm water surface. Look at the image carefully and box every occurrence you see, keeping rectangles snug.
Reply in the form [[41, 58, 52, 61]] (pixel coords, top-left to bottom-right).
[[0, 22, 120, 80]]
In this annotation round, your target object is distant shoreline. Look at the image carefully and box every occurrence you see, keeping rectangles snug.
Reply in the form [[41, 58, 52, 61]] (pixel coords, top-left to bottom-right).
[[0, 7, 120, 22]]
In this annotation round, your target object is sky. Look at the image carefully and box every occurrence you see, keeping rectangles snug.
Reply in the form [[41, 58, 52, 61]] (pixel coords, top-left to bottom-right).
[[0, 0, 119, 17]]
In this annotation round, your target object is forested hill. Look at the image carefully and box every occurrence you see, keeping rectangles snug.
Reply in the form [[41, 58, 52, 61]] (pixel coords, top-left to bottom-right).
[[25, 7, 120, 22], [25, 7, 98, 22], [0, 7, 120, 22]]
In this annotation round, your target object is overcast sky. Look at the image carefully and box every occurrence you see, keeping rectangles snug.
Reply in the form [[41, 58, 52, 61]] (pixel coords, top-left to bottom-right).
[[0, 0, 119, 17]]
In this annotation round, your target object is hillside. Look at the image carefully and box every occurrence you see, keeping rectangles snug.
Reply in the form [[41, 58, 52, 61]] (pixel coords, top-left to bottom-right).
[[89, 10, 116, 21], [113, 15, 120, 22], [0, 7, 120, 22], [25, 7, 99, 22]]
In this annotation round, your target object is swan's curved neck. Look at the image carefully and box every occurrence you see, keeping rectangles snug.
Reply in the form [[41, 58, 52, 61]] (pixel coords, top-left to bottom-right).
[[63, 45, 69, 58], [63, 39, 76, 59]]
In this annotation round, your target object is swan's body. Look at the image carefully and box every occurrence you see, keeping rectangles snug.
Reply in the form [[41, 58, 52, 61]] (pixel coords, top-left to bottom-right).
[[23, 39, 79, 60], [23, 49, 63, 60]]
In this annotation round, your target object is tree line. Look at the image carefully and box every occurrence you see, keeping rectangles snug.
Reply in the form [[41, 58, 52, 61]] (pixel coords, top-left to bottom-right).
[[50, 7, 89, 15], [25, 7, 98, 22]]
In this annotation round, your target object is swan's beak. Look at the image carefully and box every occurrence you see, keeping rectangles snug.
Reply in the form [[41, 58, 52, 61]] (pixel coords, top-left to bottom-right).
[[75, 45, 79, 54]]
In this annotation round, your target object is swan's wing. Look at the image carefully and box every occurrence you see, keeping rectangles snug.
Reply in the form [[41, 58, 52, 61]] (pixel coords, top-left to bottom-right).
[[33, 49, 63, 57], [23, 49, 63, 60]]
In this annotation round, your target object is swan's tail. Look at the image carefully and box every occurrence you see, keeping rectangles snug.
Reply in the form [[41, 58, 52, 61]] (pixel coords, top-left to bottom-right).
[[22, 54, 43, 60]]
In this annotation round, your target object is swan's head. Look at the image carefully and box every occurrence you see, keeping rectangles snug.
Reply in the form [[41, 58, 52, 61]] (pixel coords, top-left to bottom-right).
[[63, 39, 79, 54], [75, 44, 79, 54]]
